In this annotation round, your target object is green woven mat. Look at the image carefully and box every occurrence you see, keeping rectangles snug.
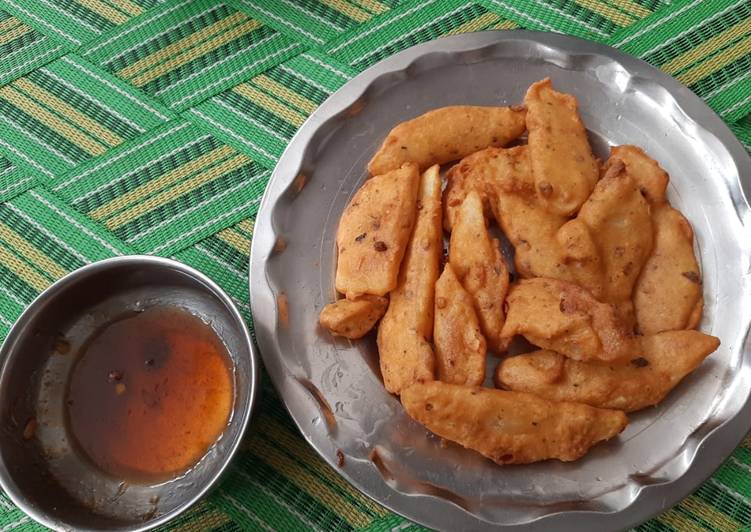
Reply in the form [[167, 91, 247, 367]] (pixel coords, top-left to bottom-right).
[[0, 0, 749, 530]]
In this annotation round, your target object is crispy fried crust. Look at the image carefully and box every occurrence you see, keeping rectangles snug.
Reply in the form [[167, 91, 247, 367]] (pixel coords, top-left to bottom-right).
[[443, 147, 501, 231], [401, 381, 628, 464], [525, 79, 599, 216], [433, 264, 486, 386], [500, 278, 637, 362], [368, 106, 527, 175], [319, 296, 388, 339], [377, 165, 442, 394], [609, 145, 668, 205], [573, 159, 654, 325], [449, 191, 510, 353], [495, 330, 719, 412], [336, 163, 419, 297], [634, 205, 704, 334]]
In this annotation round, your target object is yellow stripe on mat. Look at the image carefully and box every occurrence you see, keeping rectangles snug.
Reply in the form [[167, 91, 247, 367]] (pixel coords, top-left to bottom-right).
[[119, 11, 249, 79], [607, 0, 650, 18], [679, 495, 742, 531], [236, 219, 254, 236], [108, 0, 144, 17], [105, 153, 251, 229], [234, 84, 307, 127], [658, 508, 708, 532], [352, 0, 389, 14], [493, 19, 518, 30], [254, 75, 317, 114], [677, 35, 751, 86], [13, 78, 123, 148], [447, 12, 501, 36], [0, 22, 31, 46], [572, 0, 634, 26], [0, 243, 49, 292], [0, 17, 23, 33], [320, 0, 371, 22], [91, 145, 235, 220], [0, 86, 107, 156], [662, 17, 751, 75], [130, 18, 261, 87], [76, 0, 129, 24], [216, 227, 251, 254], [0, 222, 67, 279]]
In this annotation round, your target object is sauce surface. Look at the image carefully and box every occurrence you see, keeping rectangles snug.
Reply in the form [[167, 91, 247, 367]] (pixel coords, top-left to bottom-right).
[[66, 306, 233, 482]]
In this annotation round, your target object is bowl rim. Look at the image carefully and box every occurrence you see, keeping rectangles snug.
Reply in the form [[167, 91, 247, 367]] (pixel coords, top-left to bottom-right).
[[0, 254, 259, 532]]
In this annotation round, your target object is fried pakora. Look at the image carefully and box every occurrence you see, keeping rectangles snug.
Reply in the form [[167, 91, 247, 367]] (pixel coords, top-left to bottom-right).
[[319, 295, 388, 339]]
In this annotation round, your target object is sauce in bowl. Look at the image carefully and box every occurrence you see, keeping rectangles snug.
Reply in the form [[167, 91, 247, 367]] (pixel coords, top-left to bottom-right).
[[65, 305, 233, 482]]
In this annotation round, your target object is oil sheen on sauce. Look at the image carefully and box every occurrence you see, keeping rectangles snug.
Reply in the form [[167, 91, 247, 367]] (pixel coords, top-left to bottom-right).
[[65, 305, 233, 482]]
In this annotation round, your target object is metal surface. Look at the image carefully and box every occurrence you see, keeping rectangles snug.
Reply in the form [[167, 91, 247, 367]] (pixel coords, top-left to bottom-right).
[[0, 256, 258, 531], [249, 31, 751, 531]]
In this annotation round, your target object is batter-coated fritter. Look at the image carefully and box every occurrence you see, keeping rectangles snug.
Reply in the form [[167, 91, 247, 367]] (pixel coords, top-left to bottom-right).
[[401, 381, 628, 464], [368, 106, 527, 176], [634, 205, 703, 334], [500, 278, 636, 362], [495, 330, 719, 412], [319, 295, 388, 339], [443, 147, 502, 231], [525, 78, 599, 216], [572, 159, 654, 325], [433, 264, 486, 386], [336, 163, 419, 297], [609, 145, 668, 205], [378, 165, 442, 394], [449, 191, 510, 353]]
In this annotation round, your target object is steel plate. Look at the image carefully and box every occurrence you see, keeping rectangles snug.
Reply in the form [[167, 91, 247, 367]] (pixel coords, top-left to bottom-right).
[[249, 31, 751, 531]]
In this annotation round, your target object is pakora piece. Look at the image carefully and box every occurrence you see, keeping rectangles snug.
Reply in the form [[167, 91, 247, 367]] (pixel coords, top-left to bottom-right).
[[336, 163, 419, 297], [634, 205, 703, 334], [377, 165, 442, 394], [368, 106, 527, 175], [495, 330, 719, 412], [443, 147, 500, 231], [525, 78, 599, 216], [500, 278, 636, 362], [609, 145, 668, 205], [573, 159, 653, 325], [401, 381, 628, 464], [449, 190, 510, 353], [433, 264, 486, 386], [319, 295, 388, 339]]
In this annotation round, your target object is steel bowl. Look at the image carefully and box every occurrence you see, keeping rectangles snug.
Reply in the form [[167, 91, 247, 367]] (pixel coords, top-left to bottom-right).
[[0, 255, 258, 531]]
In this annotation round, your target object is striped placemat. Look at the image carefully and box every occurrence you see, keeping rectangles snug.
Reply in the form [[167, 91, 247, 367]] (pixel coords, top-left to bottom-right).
[[0, 0, 749, 530]]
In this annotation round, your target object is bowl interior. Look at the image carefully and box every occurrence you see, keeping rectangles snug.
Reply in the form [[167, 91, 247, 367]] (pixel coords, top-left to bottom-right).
[[0, 258, 254, 531]]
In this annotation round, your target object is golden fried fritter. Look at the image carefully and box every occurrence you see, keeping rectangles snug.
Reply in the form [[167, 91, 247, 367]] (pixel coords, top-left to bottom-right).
[[495, 330, 719, 412], [525, 78, 599, 216], [368, 106, 526, 175], [401, 381, 628, 464], [319, 296, 388, 339], [433, 264, 486, 386], [336, 163, 419, 297], [609, 145, 668, 205], [377, 165, 442, 394], [500, 278, 636, 362], [634, 205, 703, 334], [449, 191, 510, 353]]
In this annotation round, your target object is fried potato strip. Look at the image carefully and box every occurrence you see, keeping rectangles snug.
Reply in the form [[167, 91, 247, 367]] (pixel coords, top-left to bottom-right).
[[319, 295, 388, 339], [368, 106, 526, 175], [336, 163, 419, 297], [378, 165, 442, 394], [634, 205, 703, 334], [525, 78, 599, 216], [433, 264, 486, 386], [500, 278, 636, 362], [495, 330, 719, 412], [401, 381, 628, 464], [449, 190, 510, 353]]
